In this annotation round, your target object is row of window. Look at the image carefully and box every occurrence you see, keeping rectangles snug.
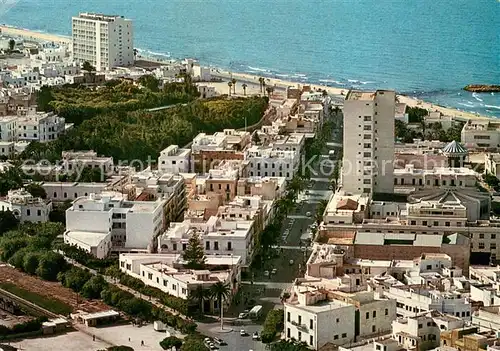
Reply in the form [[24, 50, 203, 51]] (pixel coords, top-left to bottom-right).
[[396, 178, 464, 186], [250, 171, 291, 177]]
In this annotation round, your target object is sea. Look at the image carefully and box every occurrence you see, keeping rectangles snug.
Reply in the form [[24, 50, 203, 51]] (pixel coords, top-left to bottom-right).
[[1, 0, 499, 117]]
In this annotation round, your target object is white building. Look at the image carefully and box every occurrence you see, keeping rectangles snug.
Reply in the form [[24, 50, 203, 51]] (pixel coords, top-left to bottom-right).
[[61, 150, 114, 175], [158, 145, 191, 175], [342, 90, 395, 195], [196, 85, 216, 99], [0, 141, 14, 158], [461, 119, 500, 150], [284, 283, 396, 350], [0, 188, 52, 223], [16, 110, 67, 143], [64, 191, 165, 256], [72, 13, 134, 71], [0, 116, 17, 141], [245, 145, 300, 180], [119, 253, 240, 312], [485, 153, 500, 180], [41, 181, 109, 202], [158, 215, 255, 265]]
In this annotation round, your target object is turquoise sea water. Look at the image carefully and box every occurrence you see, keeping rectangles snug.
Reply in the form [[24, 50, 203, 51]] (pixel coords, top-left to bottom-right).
[[1, 0, 499, 117]]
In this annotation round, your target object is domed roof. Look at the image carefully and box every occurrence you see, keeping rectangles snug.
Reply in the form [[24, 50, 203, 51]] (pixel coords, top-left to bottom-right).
[[442, 140, 467, 155]]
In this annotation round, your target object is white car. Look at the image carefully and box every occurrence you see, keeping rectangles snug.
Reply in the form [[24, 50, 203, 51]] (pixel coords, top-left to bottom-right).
[[252, 332, 259, 340], [238, 312, 248, 319], [240, 329, 247, 336]]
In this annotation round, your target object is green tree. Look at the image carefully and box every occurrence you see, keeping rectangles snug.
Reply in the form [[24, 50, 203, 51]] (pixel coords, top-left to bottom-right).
[[106, 347, 135, 351], [82, 61, 95, 72], [0, 236, 29, 261], [23, 251, 41, 275], [189, 285, 209, 314], [261, 309, 284, 343], [59, 267, 92, 292], [8, 39, 15, 51], [138, 75, 160, 92], [81, 275, 108, 299], [314, 199, 329, 226], [268, 339, 310, 351], [25, 183, 47, 199], [36, 86, 55, 112], [0, 166, 23, 196], [227, 81, 232, 96], [209, 282, 230, 330], [35, 251, 66, 281], [0, 210, 19, 236], [8, 248, 28, 270], [160, 336, 183, 350], [183, 231, 206, 269], [231, 78, 236, 95], [180, 335, 208, 351]]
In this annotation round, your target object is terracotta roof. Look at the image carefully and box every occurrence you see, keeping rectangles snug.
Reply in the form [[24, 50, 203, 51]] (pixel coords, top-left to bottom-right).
[[337, 198, 358, 210]]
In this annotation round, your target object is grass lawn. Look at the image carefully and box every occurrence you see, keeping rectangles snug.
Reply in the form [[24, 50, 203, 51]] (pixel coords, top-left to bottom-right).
[[0, 282, 72, 315]]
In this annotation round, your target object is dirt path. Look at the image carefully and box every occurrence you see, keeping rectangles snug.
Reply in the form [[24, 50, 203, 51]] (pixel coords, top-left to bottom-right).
[[0, 265, 109, 313]]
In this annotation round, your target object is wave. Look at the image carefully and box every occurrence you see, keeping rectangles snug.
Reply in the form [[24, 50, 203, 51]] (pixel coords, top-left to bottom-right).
[[458, 102, 475, 108], [275, 73, 290, 78], [247, 66, 270, 73], [347, 79, 360, 83], [136, 48, 172, 59], [472, 92, 483, 102], [360, 81, 376, 85], [485, 104, 500, 110]]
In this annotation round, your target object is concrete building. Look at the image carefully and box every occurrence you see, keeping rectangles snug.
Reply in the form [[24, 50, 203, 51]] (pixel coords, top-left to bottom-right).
[[158, 145, 191, 175], [16, 110, 67, 143], [64, 191, 165, 255], [471, 306, 500, 332], [461, 120, 500, 150], [485, 153, 500, 180], [0, 141, 14, 158], [0, 188, 52, 223], [0, 116, 17, 141], [342, 90, 396, 195], [284, 282, 396, 350], [41, 181, 109, 202], [72, 13, 134, 71], [196, 85, 216, 99], [441, 327, 500, 350], [392, 311, 464, 350], [245, 145, 300, 180], [394, 165, 477, 190], [119, 253, 240, 312], [61, 150, 114, 175]]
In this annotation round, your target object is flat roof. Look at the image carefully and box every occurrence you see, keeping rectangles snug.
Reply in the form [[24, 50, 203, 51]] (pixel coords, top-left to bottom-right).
[[65, 230, 109, 247]]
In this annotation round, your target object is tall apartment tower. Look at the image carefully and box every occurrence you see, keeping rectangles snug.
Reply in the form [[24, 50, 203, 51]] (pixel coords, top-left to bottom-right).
[[72, 13, 134, 71], [341, 90, 395, 195]]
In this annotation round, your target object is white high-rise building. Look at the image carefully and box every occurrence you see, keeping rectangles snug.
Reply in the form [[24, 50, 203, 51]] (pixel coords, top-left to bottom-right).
[[341, 90, 395, 194], [72, 13, 134, 71]]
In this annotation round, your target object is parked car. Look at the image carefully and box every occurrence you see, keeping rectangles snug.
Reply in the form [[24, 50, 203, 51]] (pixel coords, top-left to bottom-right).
[[238, 312, 248, 319], [252, 332, 260, 340], [240, 329, 247, 336]]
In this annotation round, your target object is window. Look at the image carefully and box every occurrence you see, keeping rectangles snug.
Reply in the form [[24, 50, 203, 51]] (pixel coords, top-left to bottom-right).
[[373, 311, 376, 318], [298, 331, 302, 342], [310, 335, 313, 346], [287, 312, 290, 322], [205, 241, 210, 250], [298, 315, 302, 325], [172, 243, 177, 251], [479, 233, 484, 239], [385, 308, 388, 315], [492, 234, 496, 240], [287, 328, 290, 338], [310, 319, 313, 330], [491, 243, 496, 250], [214, 241, 219, 250], [479, 242, 485, 249], [364, 134, 371, 139], [363, 152, 371, 158], [445, 222, 450, 227], [418, 324, 423, 329], [342, 333, 347, 338], [372, 325, 376, 333], [26, 209, 30, 216], [364, 125, 372, 131], [366, 312, 370, 319]]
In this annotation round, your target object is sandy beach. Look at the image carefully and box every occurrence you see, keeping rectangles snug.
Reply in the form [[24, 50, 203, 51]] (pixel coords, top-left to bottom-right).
[[0, 25, 493, 121]]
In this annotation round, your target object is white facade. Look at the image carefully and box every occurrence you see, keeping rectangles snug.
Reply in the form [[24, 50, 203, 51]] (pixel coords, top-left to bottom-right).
[[284, 285, 396, 350], [342, 90, 395, 194], [119, 253, 241, 308], [61, 150, 114, 174], [64, 230, 112, 259], [16, 111, 66, 143], [158, 145, 191, 175], [245, 145, 300, 180], [485, 153, 500, 179], [0, 188, 51, 223], [72, 13, 134, 71], [0, 141, 14, 158], [42, 182, 109, 202], [196, 85, 216, 99], [0, 116, 17, 141], [461, 120, 500, 150], [65, 191, 165, 253]]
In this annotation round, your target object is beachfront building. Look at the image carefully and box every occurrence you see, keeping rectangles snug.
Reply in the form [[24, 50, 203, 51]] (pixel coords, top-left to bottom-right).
[[72, 13, 134, 71], [64, 191, 166, 256], [119, 253, 241, 312], [158, 145, 191, 175], [283, 282, 396, 350], [461, 119, 500, 150], [341, 90, 396, 195], [393, 165, 477, 190]]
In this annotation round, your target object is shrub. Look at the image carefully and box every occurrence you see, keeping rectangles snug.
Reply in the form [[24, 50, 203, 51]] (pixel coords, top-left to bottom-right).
[[261, 309, 284, 343]]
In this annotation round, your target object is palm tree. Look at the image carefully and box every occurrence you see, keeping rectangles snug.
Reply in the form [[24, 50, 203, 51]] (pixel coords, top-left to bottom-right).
[[190, 285, 209, 314], [258, 77, 264, 93], [242, 83, 248, 96], [210, 282, 231, 330], [266, 86, 274, 97], [227, 82, 232, 96], [231, 78, 236, 95]]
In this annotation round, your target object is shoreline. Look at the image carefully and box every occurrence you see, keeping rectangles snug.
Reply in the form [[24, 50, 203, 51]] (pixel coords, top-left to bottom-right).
[[0, 24, 495, 122]]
